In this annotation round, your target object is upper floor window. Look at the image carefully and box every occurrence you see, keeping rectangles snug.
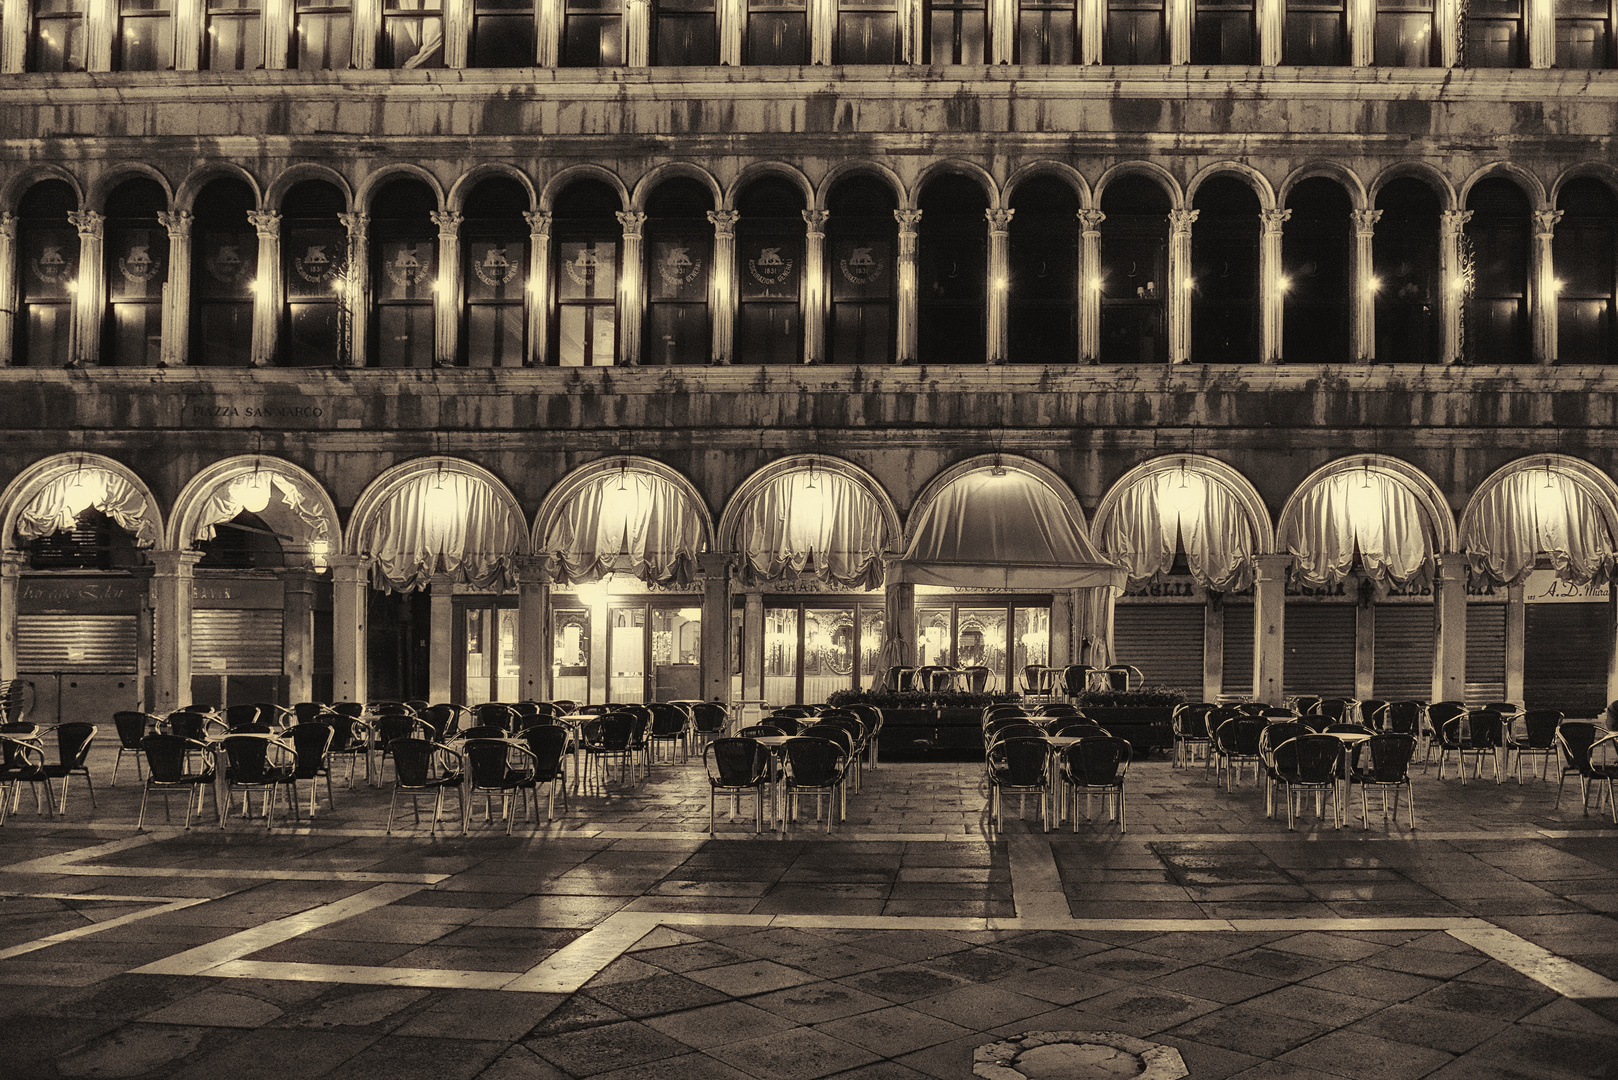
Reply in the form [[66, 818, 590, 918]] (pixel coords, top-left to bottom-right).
[[191, 178, 257, 367], [551, 181, 622, 366], [207, 0, 263, 70], [472, 0, 535, 66], [1192, 0, 1255, 63], [381, 0, 444, 67], [1464, 177, 1532, 363], [118, 0, 173, 70], [280, 179, 347, 366], [369, 179, 437, 368], [103, 179, 170, 366], [745, 0, 807, 63], [461, 178, 529, 367], [735, 177, 805, 364], [1372, 177, 1441, 363], [14, 180, 78, 367], [837, 0, 900, 62], [917, 175, 988, 363], [926, 0, 987, 63], [295, 0, 352, 69], [1007, 176, 1079, 363], [1017, 0, 1077, 63], [655, 0, 719, 63], [1375, 0, 1435, 65], [1098, 177, 1170, 363], [643, 180, 713, 365], [1557, 0, 1615, 67], [30, 0, 87, 72], [1466, 0, 1524, 66], [1281, 178, 1351, 363], [1106, 0, 1163, 63], [1554, 179, 1618, 363], [826, 176, 897, 363], [1284, 0, 1345, 64], [563, 0, 622, 65], [1190, 177, 1261, 363]]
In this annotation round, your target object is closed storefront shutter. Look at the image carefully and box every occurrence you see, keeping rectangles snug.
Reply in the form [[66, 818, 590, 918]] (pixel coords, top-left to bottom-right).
[[1283, 604, 1356, 698], [1372, 604, 1434, 701], [17, 614, 138, 672], [1113, 603, 1203, 697], [192, 609, 284, 675], [1465, 604, 1506, 704], [1221, 603, 1253, 700], [1525, 603, 1611, 717]]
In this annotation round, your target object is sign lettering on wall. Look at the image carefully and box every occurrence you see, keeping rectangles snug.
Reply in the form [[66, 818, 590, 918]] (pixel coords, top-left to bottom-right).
[[19, 577, 142, 614]]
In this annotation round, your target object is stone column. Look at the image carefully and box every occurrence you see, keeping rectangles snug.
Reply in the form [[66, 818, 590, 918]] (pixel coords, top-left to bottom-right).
[[989, 0, 1015, 63], [617, 211, 646, 366], [444, 0, 471, 66], [1079, 0, 1103, 63], [1505, 583, 1526, 705], [281, 568, 317, 704], [537, 0, 562, 65], [1253, 553, 1288, 705], [625, 0, 651, 64], [741, 592, 764, 703], [1352, 208, 1381, 362], [0, 214, 17, 366], [524, 211, 551, 366], [985, 208, 1012, 364], [1260, 208, 1290, 363], [338, 211, 369, 366], [330, 555, 369, 705], [588, 597, 608, 703], [1532, 209, 1562, 364], [1204, 594, 1224, 704], [67, 210, 104, 367], [1432, 553, 1468, 703], [151, 550, 202, 714], [1528, 0, 1554, 68], [516, 556, 551, 702], [1256, 0, 1282, 65], [1348, 0, 1373, 65], [1079, 209, 1104, 363], [708, 210, 739, 365], [1050, 590, 1072, 668], [1168, 0, 1191, 63], [428, 576, 454, 703], [719, 0, 744, 64], [156, 210, 193, 366], [248, 209, 282, 366], [894, 208, 922, 364], [86, 0, 114, 70], [809, 0, 836, 64], [699, 553, 732, 704], [174, 0, 203, 70], [0, 0, 27, 73], [1440, 210, 1472, 365], [802, 209, 829, 364], [431, 210, 462, 367], [0, 550, 25, 682], [264, 0, 291, 68], [1437, 0, 1461, 66], [1168, 208, 1198, 364], [884, 578, 917, 666], [1355, 591, 1376, 702]]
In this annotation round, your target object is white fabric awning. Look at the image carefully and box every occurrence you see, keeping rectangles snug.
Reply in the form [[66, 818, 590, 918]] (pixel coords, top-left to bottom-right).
[[15, 467, 159, 548], [1282, 471, 1435, 589], [1465, 469, 1618, 588], [542, 469, 705, 586], [737, 470, 886, 589], [1100, 468, 1257, 592], [192, 472, 330, 545], [361, 471, 524, 592]]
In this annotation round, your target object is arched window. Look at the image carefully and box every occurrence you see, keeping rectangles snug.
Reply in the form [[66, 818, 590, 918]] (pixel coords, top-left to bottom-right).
[[643, 179, 713, 366], [654, 0, 719, 63], [117, 0, 174, 70], [1105, 0, 1163, 61], [1282, 177, 1351, 364], [370, 178, 437, 368], [1375, 0, 1435, 65], [462, 177, 529, 367], [917, 175, 987, 364], [1007, 175, 1078, 364], [551, 180, 622, 366], [1372, 176, 1440, 362], [925, 0, 987, 62], [1554, 179, 1617, 364], [734, 177, 804, 364], [102, 179, 169, 367], [16, 181, 78, 367], [1465, 177, 1531, 363], [1193, 0, 1254, 62], [207, 0, 264, 70], [279, 179, 346, 366], [1466, 0, 1523, 66], [295, 0, 353, 69], [836, 0, 900, 62], [1017, 0, 1078, 62], [1098, 176, 1169, 364], [826, 176, 897, 364], [1284, 0, 1346, 64], [745, 0, 807, 62], [381, 0, 444, 67], [1190, 177, 1260, 364], [471, 0, 534, 65], [1558, 0, 1615, 67], [563, 0, 622, 64], [191, 179, 258, 367], [30, 0, 87, 72]]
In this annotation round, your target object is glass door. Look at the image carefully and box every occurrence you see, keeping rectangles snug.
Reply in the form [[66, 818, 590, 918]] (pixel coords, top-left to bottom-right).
[[551, 604, 590, 703], [608, 603, 647, 702], [453, 599, 519, 705], [760, 600, 885, 705], [912, 597, 1051, 693], [608, 602, 702, 702]]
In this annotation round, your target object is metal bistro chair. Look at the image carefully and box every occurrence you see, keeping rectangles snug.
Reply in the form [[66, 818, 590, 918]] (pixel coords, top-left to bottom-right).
[[112, 710, 159, 784], [135, 734, 214, 830], [1271, 734, 1343, 831], [221, 733, 299, 828], [1423, 702, 1468, 769], [1555, 721, 1605, 814], [0, 734, 54, 824], [1258, 720, 1308, 819], [579, 713, 638, 792], [42, 722, 97, 814], [689, 702, 729, 750], [386, 737, 466, 835], [1349, 733, 1417, 830], [1509, 710, 1564, 784], [781, 736, 848, 832], [843, 703, 884, 769], [986, 736, 1051, 834], [464, 738, 540, 834], [1587, 735, 1618, 823], [647, 703, 692, 764], [1060, 736, 1131, 833], [1171, 703, 1217, 768], [1213, 716, 1266, 791], [286, 721, 337, 816], [705, 737, 773, 835], [517, 725, 571, 820]]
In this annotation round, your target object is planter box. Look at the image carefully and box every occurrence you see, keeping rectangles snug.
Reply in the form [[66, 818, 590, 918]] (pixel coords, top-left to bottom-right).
[[1079, 706, 1175, 758], [879, 706, 984, 753]]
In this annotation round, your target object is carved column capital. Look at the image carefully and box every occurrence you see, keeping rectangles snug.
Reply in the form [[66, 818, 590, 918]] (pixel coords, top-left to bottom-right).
[[337, 212, 369, 240], [1260, 208, 1292, 235], [1351, 208, 1383, 238], [802, 209, 829, 237], [1169, 208, 1199, 236], [616, 211, 647, 239], [1078, 209, 1106, 234], [1533, 209, 1564, 240], [247, 210, 281, 238], [984, 208, 1014, 234], [707, 210, 740, 236], [156, 210, 193, 239], [523, 210, 552, 237], [894, 209, 923, 234], [430, 210, 462, 238], [67, 210, 104, 239], [1440, 209, 1474, 238]]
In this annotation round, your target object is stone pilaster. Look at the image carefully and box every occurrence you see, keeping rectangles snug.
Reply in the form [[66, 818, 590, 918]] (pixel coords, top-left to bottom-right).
[[985, 208, 1012, 364], [699, 552, 733, 704], [1253, 553, 1289, 705], [151, 550, 202, 714], [1260, 207, 1290, 363], [895, 208, 922, 364], [248, 209, 282, 366], [1079, 209, 1104, 363], [802, 209, 829, 364], [0, 550, 26, 682], [280, 568, 317, 704], [1440, 209, 1473, 365], [338, 212, 369, 366], [1533, 209, 1563, 364], [431, 210, 461, 366], [0, 214, 17, 365], [330, 555, 369, 705], [616, 211, 646, 366], [67, 210, 104, 366], [1352, 208, 1381, 362], [625, 0, 650, 64], [524, 211, 551, 366], [1168, 208, 1198, 364], [516, 556, 552, 701], [707, 210, 739, 365], [156, 210, 193, 366]]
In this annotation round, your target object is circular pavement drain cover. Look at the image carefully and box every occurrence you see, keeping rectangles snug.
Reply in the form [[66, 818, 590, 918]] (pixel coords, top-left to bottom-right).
[[973, 1030, 1188, 1080]]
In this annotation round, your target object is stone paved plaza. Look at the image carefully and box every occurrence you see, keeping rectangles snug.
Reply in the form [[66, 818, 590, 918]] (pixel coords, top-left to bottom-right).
[[2, 739, 1617, 1079]]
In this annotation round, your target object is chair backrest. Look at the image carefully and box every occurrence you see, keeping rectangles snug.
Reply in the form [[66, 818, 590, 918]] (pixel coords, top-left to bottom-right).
[[1322, 722, 1374, 736], [1385, 701, 1426, 736], [372, 701, 415, 717], [419, 704, 457, 740], [707, 738, 769, 786], [1064, 736, 1131, 785], [1314, 698, 1358, 723], [817, 716, 866, 745], [1291, 695, 1323, 714], [884, 666, 916, 692], [222, 734, 286, 782], [520, 726, 570, 776], [1259, 721, 1307, 758], [327, 712, 366, 751], [458, 725, 507, 741], [987, 722, 1047, 745], [799, 722, 854, 760], [141, 734, 206, 783], [987, 737, 1050, 786], [404, 699, 431, 713], [962, 665, 992, 693], [225, 703, 266, 730], [738, 724, 785, 738], [475, 703, 517, 732], [113, 711, 153, 749], [1518, 710, 1564, 749], [1061, 665, 1091, 696], [1021, 664, 1048, 692], [984, 704, 1029, 724], [55, 722, 96, 768], [287, 722, 334, 775], [389, 737, 440, 787], [686, 702, 727, 733], [782, 736, 845, 785], [1428, 701, 1467, 727], [1358, 700, 1390, 729], [1466, 710, 1505, 748], [1231, 718, 1266, 754], [843, 703, 883, 737], [1360, 733, 1416, 782], [584, 714, 636, 749], [761, 714, 801, 735], [375, 716, 421, 746], [463, 738, 528, 787], [1036, 703, 1081, 718], [167, 711, 210, 741], [774, 705, 817, 718], [331, 702, 366, 719], [1173, 703, 1217, 738], [1557, 721, 1603, 774], [1047, 717, 1106, 738], [1291, 734, 1343, 782], [292, 702, 330, 725]]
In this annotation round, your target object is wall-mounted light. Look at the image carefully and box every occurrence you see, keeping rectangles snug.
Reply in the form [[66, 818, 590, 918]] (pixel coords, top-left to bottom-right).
[[989, 455, 1007, 477], [1277, 275, 1291, 294], [1367, 275, 1382, 293]]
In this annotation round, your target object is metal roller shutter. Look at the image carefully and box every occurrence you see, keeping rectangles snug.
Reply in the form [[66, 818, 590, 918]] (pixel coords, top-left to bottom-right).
[[1283, 605, 1356, 698], [1221, 604, 1254, 700], [1373, 604, 1434, 701], [1112, 603, 1203, 697], [1465, 604, 1506, 704], [16, 615, 138, 672], [192, 609, 284, 676], [1525, 603, 1611, 717]]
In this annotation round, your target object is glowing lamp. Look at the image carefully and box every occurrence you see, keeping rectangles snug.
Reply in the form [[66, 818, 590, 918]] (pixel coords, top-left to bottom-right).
[[238, 475, 273, 515], [61, 469, 107, 518]]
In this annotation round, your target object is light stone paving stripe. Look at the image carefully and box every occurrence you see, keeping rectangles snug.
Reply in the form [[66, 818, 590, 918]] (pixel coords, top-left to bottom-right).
[[27, 866, 452, 884], [0, 898, 210, 961], [205, 959, 515, 991], [504, 911, 671, 993], [1447, 924, 1618, 999], [0, 832, 159, 874], [131, 882, 427, 977], [1007, 833, 1071, 922]]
